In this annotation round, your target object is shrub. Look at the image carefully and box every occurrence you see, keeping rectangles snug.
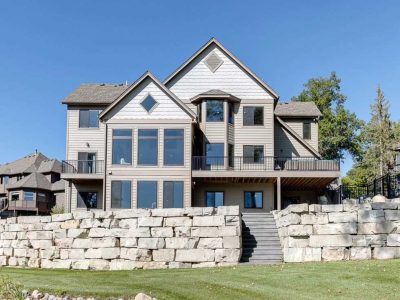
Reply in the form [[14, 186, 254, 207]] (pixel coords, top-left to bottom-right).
[[0, 276, 23, 300], [51, 205, 65, 215]]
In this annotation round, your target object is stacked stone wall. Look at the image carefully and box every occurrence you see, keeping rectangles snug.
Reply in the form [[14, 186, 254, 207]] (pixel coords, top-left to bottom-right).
[[274, 201, 400, 262], [0, 206, 241, 270]]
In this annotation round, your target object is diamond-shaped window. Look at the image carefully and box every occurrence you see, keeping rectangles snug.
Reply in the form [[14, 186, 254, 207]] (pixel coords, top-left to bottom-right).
[[140, 94, 158, 113], [204, 52, 223, 73]]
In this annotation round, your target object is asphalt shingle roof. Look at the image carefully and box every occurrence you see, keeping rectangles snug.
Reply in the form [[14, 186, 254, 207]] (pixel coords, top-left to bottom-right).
[[37, 160, 61, 174], [275, 102, 322, 117], [6, 172, 52, 191], [61, 83, 129, 105], [0, 153, 48, 176]]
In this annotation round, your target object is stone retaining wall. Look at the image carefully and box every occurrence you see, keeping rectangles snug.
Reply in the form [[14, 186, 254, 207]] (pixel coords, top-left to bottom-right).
[[0, 206, 241, 270], [273, 201, 400, 262]]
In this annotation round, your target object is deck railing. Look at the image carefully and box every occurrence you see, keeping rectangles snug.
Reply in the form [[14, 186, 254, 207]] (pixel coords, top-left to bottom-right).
[[61, 160, 104, 174], [192, 156, 340, 172]]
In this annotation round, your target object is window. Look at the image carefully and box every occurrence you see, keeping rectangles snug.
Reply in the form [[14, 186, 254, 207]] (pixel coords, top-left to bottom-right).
[[244, 191, 263, 209], [138, 181, 157, 209], [138, 129, 158, 165], [206, 143, 224, 165], [78, 192, 98, 209], [164, 129, 184, 166], [111, 181, 131, 209], [206, 100, 224, 122], [79, 110, 100, 128], [206, 191, 224, 207], [243, 107, 263, 126], [228, 144, 234, 168], [24, 192, 34, 201], [112, 129, 132, 165], [2, 176, 10, 185], [11, 192, 19, 201], [163, 181, 184, 208], [140, 94, 158, 113], [303, 122, 311, 140], [243, 145, 264, 163], [228, 102, 234, 124], [78, 152, 97, 173], [37, 192, 46, 202]]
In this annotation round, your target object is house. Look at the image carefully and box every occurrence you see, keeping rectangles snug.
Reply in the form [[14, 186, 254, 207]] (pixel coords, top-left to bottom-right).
[[395, 144, 400, 173], [0, 152, 65, 216], [61, 38, 340, 213]]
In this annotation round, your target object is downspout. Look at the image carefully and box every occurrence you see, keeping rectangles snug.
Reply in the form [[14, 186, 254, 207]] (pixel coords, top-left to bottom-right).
[[103, 122, 108, 211]]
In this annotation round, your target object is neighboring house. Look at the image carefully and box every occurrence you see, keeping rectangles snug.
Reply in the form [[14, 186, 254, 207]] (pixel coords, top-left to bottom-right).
[[61, 38, 340, 213], [395, 144, 400, 172], [0, 152, 65, 216]]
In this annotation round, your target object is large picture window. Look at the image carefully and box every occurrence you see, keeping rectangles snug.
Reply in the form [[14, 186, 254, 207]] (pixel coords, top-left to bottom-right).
[[206, 191, 224, 207], [243, 106, 263, 126], [79, 110, 100, 128], [138, 181, 157, 209], [111, 181, 131, 209], [243, 145, 264, 164], [138, 129, 158, 165], [303, 122, 311, 140], [10, 192, 19, 201], [24, 191, 34, 201], [206, 143, 224, 165], [164, 129, 184, 166], [244, 191, 263, 209], [78, 192, 99, 209], [206, 100, 224, 122], [163, 181, 184, 208], [112, 129, 132, 165]]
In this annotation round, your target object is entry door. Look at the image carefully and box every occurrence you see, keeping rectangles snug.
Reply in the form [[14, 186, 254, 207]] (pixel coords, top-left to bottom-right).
[[78, 152, 96, 173]]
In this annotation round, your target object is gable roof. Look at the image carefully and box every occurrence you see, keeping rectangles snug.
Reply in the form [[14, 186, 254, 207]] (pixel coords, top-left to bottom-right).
[[61, 84, 129, 105], [37, 160, 62, 174], [276, 116, 322, 159], [275, 102, 322, 118], [163, 38, 279, 100], [99, 71, 196, 120], [6, 172, 52, 191], [190, 89, 241, 104], [0, 153, 48, 176]]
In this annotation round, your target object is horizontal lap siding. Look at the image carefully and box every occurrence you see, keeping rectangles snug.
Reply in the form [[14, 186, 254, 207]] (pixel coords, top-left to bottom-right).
[[228, 124, 234, 145], [284, 119, 318, 152]]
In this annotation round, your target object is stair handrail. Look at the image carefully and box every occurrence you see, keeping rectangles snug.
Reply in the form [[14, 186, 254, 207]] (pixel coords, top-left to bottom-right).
[[0, 197, 8, 213]]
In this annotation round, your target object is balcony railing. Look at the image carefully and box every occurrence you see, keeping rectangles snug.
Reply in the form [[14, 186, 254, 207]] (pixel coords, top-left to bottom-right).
[[192, 156, 340, 172], [61, 160, 104, 174]]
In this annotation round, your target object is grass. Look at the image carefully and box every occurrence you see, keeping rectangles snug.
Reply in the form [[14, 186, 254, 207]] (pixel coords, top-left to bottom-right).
[[1, 260, 400, 299]]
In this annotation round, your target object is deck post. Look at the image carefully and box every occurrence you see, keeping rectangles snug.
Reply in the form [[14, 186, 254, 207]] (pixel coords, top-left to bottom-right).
[[277, 177, 282, 211]]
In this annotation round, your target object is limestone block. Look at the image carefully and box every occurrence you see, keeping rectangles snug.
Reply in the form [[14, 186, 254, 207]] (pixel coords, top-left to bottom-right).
[[54, 229, 67, 239], [360, 203, 372, 210], [94, 211, 114, 219], [322, 247, 349, 261], [372, 203, 398, 210], [0, 256, 7, 266], [143, 262, 168, 269], [90, 237, 119, 248], [373, 247, 400, 259], [11, 239, 30, 248], [28, 223, 45, 231], [100, 247, 120, 259], [164, 217, 192, 227], [72, 211, 94, 220], [18, 216, 43, 224], [114, 209, 150, 219], [54, 238, 73, 248], [184, 207, 203, 216], [357, 222, 397, 234], [109, 228, 129, 237], [71, 260, 90, 270], [193, 216, 224, 227], [301, 213, 328, 225], [69, 249, 85, 259], [88, 228, 110, 238], [152, 249, 175, 262], [1, 232, 17, 240], [192, 262, 217, 268], [309, 204, 322, 213], [52, 213, 73, 222], [26, 249, 39, 258], [328, 212, 357, 223], [168, 262, 192, 269], [42, 259, 72, 269], [17, 232, 27, 239], [350, 247, 371, 260], [287, 225, 313, 237], [71, 238, 92, 249], [313, 223, 357, 235], [352, 235, 387, 247], [3, 248, 13, 256], [287, 237, 309, 248], [14, 248, 27, 257], [120, 248, 152, 261], [43, 222, 62, 230], [119, 219, 138, 229], [219, 226, 238, 237], [217, 206, 240, 216], [40, 248, 60, 259], [165, 237, 199, 249], [27, 258, 40, 268], [27, 231, 53, 240], [88, 259, 110, 270], [151, 227, 173, 237], [126, 228, 151, 238], [343, 203, 359, 212], [6, 217, 17, 224], [384, 210, 400, 221], [8, 257, 18, 266], [120, 238, 138, 248], [287, 203, 309, 213], [223, 236, 241, 249], [202, 207, 216, 215], [138, 238, 165, 249], [152, 208, 185, 217], [80, 218, 101, 229], [61, 219, 80, 229], [283, 248, 321, 262], [309, 235, 352, 247], [175, 249, 215, 262], [67, 229, 88, 238], [109, 260, 144, 270], [191, 227, 219, 238], [8, 223, 28, 231], [387, 234, 400, 246], [372, 195, 386, 203], [277, 213, 301, 227], [215, 249, 241, 262], [225, 215, 240, 226], [321, 205, 343, 212], [85, 248, 102, 259], [138, 217, 163, 227], [358, 210, 385, 223], [198, 238, 223, 249]]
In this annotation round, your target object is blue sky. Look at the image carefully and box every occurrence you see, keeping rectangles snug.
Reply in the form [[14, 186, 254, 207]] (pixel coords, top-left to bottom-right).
[[0, 1, 399, 174]]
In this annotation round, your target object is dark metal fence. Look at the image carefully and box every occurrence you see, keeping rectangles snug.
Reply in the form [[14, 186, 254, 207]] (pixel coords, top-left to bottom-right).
[[61, 160, 104, 174]]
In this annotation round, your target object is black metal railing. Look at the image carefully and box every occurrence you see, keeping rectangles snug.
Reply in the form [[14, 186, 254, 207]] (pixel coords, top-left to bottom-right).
[[192, 156, 340, 172], [61, 160, 104, 174]]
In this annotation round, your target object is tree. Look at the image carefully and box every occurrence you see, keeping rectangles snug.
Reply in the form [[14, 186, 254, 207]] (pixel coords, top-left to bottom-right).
[[292, 72, 364, 160]]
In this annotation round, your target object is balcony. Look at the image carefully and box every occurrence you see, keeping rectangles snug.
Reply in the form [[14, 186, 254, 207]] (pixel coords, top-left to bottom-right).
[[192, 156, 340, 179], [61, 160, 104, 180]]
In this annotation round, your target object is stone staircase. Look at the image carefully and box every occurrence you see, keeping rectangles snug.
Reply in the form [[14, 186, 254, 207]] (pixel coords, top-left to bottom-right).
[[241, 212, 283, 264]]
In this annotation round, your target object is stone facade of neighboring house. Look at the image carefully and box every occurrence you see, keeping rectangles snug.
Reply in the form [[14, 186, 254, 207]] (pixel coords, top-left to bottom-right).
[[0, 153, 65, 217]]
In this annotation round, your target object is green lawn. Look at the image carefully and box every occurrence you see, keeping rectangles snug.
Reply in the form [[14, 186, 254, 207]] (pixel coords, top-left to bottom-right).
[[1, 260, 400, 299]]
